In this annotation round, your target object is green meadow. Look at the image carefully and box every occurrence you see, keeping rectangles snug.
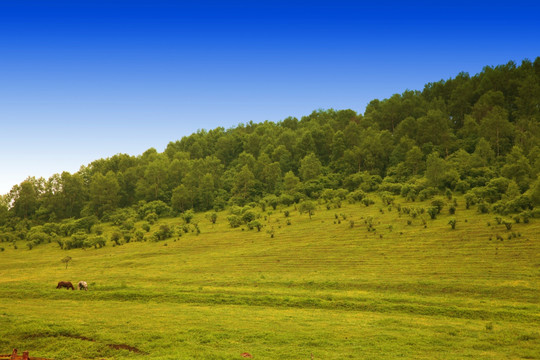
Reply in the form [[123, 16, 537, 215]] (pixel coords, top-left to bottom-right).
[[1, 197, 539, 359]]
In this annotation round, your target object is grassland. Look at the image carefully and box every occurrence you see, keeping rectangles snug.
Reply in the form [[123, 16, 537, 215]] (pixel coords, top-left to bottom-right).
[[0, 196, 539, 359]]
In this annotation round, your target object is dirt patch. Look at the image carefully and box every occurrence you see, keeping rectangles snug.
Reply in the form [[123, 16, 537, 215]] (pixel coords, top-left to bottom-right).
[[107, 344, 145, 354], [65, 334, 95, 342], [22, 333, 146, 355]]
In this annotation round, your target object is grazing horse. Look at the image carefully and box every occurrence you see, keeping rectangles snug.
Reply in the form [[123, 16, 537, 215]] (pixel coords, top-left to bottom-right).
[[78, 281, 88, 291], [56, 281, 74, 290]]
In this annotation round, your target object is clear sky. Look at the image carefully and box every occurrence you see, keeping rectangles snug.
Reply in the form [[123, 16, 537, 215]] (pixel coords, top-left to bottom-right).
[[1, 0, 539, 195]]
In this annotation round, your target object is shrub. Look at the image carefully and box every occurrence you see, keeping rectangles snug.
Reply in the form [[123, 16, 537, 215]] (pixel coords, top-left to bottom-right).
[[64, 231, 88, 250], [464, 192, 477, 209], [362, 198, 375, 207], [521, 211, 531, 224], [138, 200, 172, 219], [242, 210, 257, 223], [209, 212, 218, 224], [427, 207, 438, 220], [110, 208, 137, 226], [347, 190, 366, 203], [418, 187, 437, 201], [121, 219, 135, 231], [145, 212, 158, 225], [183, 210, 195, 224], [123, 232, 132, 243], [248, 220, 263, 231], [153, 224, 173, 241], [448, 218, 457, 229], [503, 221, 512, 231], [448, 205, 456, 215], [430, 199, 445, 214], [142, 222, 151, 232], [110, 232, 122, 245], [477, 202, 489, 214], [227, 215, 242, 228], [279, 194, 295, 206]]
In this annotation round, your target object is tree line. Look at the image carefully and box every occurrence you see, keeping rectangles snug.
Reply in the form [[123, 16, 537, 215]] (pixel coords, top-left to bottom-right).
[[1, 58, 539, 230]]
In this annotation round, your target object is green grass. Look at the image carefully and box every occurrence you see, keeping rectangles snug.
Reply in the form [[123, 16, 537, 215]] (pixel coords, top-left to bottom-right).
[[1, 197, 539, 359]]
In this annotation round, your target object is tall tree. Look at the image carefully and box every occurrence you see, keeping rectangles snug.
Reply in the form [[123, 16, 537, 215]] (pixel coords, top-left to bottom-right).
[[479, 106, 514, 157]]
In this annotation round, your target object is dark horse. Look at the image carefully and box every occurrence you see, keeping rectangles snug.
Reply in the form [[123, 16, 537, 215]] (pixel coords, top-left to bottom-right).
[[56, 281, 74, 290]]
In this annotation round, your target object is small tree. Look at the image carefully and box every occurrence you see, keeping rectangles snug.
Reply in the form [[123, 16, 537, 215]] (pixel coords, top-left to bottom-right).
[[427, 207, 438, 220], [209, 212, 218, 224], [183, 210, 195, 224], [248, 220, 263, 231], [298, 201, 316, 219], [61, 256, 72, 269], [448, 218, 457, 230]]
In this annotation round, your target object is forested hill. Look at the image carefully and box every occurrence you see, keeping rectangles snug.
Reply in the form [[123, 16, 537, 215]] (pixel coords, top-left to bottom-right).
[[1, 58, 540, 228]]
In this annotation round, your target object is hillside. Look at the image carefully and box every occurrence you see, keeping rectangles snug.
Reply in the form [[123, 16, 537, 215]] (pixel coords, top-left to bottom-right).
[[0, 197, 539, 359], [1, 58, 540, 235]]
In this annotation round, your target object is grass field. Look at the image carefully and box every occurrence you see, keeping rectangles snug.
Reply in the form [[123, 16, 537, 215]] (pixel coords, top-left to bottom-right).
[[0, 197, 539, 359]]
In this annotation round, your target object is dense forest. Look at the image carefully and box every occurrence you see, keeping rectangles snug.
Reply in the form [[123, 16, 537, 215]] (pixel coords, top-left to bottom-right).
[[1, 58, 540, 244]]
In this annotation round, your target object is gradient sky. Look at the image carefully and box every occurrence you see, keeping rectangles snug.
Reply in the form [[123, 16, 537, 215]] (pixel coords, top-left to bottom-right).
[[1, 0, 539, 195]]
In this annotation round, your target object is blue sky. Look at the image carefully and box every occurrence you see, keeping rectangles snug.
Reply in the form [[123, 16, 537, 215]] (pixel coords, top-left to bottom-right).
[[1, 1, 539, 195]]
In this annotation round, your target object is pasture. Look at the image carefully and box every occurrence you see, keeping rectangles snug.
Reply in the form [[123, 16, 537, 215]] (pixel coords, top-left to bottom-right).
[[0, 197, 539, 359]]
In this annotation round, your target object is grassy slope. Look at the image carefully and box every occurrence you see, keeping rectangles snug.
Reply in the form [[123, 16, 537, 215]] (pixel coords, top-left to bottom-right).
[[0, 197, 539, 359]]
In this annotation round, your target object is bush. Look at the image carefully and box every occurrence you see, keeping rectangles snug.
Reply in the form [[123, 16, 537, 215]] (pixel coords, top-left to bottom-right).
[[110, 208, 137, 226], [464, 192, 477, 209], [430, 199, 445, 214], [64, 231, 88, 250], [183, 210, 195, 224], [110, 232, 122, 245], [88, 236, 106, 248], [362, 198, 375, 207], [121, 219, 135, 231], [145, 212, 158, 225], [248, 220, 263, 231], [477, 202, 489, 214], [427, 207, 438, 220], [279, 194, 295, 206], [227, 215, 242, 228], [242, 210, 257, 223], [153, 224, 174, 241], [142, 222, 151, 232], [138, 200, 172, 219], [347, 190, 366, 204], [448, 218, 457, 229], [134, 230, 144, 242], [418, 187, 438, 201]]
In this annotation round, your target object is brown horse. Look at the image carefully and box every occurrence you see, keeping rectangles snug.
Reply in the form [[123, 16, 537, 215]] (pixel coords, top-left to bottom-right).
[[56, 281, 74, 290]]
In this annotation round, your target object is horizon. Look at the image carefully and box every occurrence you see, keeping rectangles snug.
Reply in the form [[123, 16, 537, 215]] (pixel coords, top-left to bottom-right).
[[2, 1, 540, 195]]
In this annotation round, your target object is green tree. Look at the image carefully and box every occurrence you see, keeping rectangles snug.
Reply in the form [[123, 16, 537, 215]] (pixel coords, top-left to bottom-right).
[[298, 200, 316, 219], [232, 165, 256, 203], [404, 146, 424, 175], [88, 171, 120, 218], [501, 146, 532, 191], [283, 171, 300, 194], [198, 173, 215, 210], [10, 178, 41, 219], [299, 153, 322, 181], [425, 152, 447, 188], [479, 106, 514, 157], [171, 184, 192, 212]]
